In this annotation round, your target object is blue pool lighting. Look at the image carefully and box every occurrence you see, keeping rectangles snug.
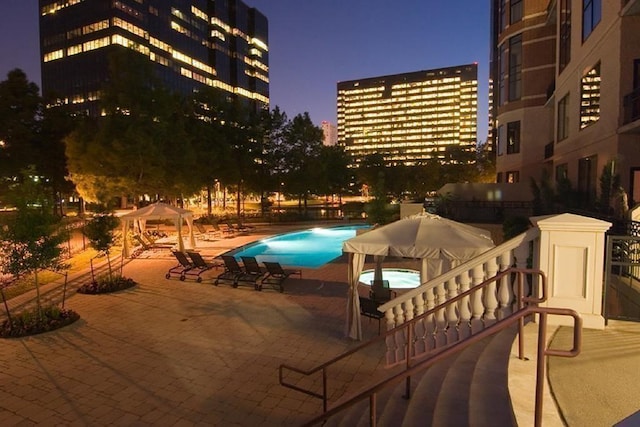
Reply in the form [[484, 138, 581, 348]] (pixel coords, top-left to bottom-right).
[[228, 224, 370, 268]]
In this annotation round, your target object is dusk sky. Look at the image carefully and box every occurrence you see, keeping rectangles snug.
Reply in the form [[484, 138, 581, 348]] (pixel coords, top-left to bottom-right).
[[0, 0, 490, 141]]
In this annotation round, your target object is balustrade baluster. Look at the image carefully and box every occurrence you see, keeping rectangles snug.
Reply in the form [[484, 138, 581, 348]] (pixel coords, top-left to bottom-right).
[[458, 270, 472, 339], [470, 264, 485, 333], [393, 304, 407, 362], [445, 276, 460, 344], [498, 251, 513, 317], [412, 293, 427, 355], [483, 258, 499, 326], [384, 309, 397, 365], [514, 241, 531, 298]]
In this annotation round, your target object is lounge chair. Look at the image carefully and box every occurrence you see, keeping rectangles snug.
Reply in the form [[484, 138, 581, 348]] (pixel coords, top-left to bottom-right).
[[359, 296, 385, 334], [261, 261, 302, 293], [194, 222, 222, 241], [240, 256, 266, 286], [370, 279, 396, 303], [185, 251, 221, 282], [225, 220, 249, 233], [165, 251, 194, 281], [133, 234, 174, 251], [212, 222, 235, 237], [215, 255, 261, 289]]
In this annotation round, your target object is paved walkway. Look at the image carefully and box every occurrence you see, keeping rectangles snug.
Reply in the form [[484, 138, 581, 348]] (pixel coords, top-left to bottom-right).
[[1, 223, 638, 426]]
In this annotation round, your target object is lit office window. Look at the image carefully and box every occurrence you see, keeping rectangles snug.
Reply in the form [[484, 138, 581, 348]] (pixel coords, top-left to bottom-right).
[[506, 121, 520, 154], [580, 62, 600, 129], [506, 171, 520, 183]]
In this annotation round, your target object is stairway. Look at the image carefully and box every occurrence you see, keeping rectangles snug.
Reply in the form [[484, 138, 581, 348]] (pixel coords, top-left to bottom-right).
[[323, 325, 520, 427]]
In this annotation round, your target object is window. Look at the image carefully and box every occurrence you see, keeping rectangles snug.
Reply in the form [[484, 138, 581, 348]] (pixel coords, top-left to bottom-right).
[[497, 172, 503, 183], [509, 35, 522, 101], [582, 0, 601, 41], [506, 121, 521, 154], [506, 171, 520, 183], [510, 0, 523, 24], [557, 93, 570, 141], [580, 62, 601, 129], [559, 0, 571, 73], [498, 43, 507, 105], [500, 0, 507, 31], [556, 163, 568, 182], [497, 124, 505, 155]]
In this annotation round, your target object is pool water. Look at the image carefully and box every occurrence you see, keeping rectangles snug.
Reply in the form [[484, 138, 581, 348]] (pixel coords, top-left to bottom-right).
[[359, 268, 421, 289], [228, 224, 370, 268]]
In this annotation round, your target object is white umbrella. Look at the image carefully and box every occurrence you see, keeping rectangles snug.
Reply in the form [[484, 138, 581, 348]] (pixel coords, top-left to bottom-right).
[[342, 213, 494, 340]]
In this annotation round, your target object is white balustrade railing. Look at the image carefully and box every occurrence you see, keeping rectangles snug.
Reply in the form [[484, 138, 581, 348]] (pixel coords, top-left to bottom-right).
[[377, 227, 540, 364]]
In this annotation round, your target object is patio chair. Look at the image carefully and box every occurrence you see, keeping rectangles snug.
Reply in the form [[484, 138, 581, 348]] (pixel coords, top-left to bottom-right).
[[240, 256, 266, 286], [165, 251, 194, 281], [212, 222, 235, 237], [215, 255, 262, 289], [194, 222, 222, 241], [133, 234, 174, 251], [261, 261, 302, 293], [370, 279, 396, 303], [359, 296, 385, 334], [185, 251, 221, 282], [225, 220, 250, 233]]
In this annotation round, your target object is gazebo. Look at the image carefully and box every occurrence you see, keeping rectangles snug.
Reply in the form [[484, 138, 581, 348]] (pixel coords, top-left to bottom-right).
[[120, 203, 196, 257], [342, 213, 495, 340]]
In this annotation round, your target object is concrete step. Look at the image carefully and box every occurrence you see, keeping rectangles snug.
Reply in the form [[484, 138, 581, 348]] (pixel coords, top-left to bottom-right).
[[469, 325, 518, 427], [324, 326, 519, 427]]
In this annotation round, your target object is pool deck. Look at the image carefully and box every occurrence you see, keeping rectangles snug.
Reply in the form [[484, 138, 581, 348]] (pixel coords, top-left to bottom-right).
[[3, 222, 632, 426]]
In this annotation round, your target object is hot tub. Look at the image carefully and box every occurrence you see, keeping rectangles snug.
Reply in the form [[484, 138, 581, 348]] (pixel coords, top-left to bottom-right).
[[359, 268, 421, 289]]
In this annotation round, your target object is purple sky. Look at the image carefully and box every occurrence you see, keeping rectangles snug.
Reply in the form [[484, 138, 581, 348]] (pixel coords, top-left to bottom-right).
[[0, 0, 490, 141]]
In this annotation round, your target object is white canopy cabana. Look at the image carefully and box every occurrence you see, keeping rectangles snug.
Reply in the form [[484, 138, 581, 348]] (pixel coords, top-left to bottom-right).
[[342, 213, 495, 340], [120, 202, 196, 257]]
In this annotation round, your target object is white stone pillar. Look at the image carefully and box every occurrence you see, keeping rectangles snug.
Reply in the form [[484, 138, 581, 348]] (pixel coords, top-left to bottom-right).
[[530, 213, 611, 329]]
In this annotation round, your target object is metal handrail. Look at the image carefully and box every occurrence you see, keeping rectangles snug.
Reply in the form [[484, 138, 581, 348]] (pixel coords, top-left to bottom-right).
[[300, 305, 581, 427], [279, 268, 548, 415]]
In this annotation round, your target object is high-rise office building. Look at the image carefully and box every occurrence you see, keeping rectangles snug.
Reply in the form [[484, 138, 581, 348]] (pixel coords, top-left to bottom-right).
[[321, 120, 338, 146], [491, 0, 640, 205], [39, 0, 268, 115], [337, 64, 478, 167]]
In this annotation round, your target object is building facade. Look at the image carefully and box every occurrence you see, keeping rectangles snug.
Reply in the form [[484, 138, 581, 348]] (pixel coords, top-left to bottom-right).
[[39, 0, 268, 115], [321, 120, 338, 146], [337, 64, 478, 167], [491, 0, 640, 206]]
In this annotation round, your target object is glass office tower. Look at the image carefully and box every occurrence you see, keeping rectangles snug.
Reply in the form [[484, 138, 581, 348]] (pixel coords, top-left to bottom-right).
[[39, 0, 268, 115], [337, 64, 478, 167]]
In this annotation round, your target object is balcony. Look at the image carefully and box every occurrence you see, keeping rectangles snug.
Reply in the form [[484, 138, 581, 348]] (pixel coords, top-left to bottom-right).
[[622, 0, 640, 16], [620, 87, 640, 134]]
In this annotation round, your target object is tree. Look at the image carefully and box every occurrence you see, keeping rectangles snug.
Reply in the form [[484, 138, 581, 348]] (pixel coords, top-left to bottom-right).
[[279, 113, 323, 214], [0, 169, 68, 322], [0, 69, 41, 193], [83, 211, 120, 281], [65, 49, 192, 206], [317, 145, 351, 204]]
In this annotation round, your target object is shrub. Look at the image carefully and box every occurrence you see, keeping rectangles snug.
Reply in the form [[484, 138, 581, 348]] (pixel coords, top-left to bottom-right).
[[77, 275, 137, 294], [0, 305, 80, 338]]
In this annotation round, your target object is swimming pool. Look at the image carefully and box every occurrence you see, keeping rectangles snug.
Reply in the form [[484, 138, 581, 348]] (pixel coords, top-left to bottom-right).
[[227, 224, 370, 268], [359, 268, 421, 289]]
